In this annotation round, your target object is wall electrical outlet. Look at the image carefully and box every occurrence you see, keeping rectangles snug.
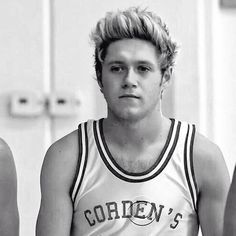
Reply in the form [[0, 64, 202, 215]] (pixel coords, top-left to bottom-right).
[[10, 91, 45, 117], [48, 91, 80, 117]]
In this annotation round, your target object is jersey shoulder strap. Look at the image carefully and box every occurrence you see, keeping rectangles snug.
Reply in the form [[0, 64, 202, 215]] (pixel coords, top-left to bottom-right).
[[70, 121, 89, 207], [183, 123, 198, 211]]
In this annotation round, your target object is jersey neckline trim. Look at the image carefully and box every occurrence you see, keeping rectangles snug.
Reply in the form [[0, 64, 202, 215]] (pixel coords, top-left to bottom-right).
[[93, 118, 181, 183]]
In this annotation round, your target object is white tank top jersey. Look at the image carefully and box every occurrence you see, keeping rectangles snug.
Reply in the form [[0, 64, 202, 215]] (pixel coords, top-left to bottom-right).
[[70, 118, 199, 236]]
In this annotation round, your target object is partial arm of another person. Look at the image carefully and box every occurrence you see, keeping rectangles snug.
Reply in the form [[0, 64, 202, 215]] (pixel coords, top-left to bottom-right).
[[36, 130, 79, 236], [193, 133, 230, 236], [223, 166, 236, 236], [0, 138, 19, 236]]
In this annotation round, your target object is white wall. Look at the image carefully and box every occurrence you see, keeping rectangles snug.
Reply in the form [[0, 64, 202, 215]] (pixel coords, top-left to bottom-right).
[[175, 0, 236, 176], [195, 0, 236, 176], [212, 2, 236, 175], [0, 1, 46, 236], [1, 1, 236, 235]]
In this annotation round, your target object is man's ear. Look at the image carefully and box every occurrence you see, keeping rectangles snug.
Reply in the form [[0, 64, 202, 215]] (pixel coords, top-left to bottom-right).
[[96, 71, 103, 92], [161, 67, 173, 90]]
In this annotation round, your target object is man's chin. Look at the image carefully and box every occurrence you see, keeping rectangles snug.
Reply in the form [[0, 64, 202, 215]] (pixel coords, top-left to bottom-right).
[[115, 110, 146, 123]]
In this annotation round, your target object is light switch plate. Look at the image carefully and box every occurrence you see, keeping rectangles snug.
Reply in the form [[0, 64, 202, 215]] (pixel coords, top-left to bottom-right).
[[48, 91, 80, 117], [10, 91, 45, 117]]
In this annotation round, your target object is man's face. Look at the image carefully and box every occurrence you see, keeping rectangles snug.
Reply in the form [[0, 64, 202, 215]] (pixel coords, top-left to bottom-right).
[[101, 38, 168, 121]]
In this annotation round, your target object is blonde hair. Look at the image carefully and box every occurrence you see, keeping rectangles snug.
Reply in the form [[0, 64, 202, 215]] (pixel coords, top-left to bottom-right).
[[91, 7, 178, 84]]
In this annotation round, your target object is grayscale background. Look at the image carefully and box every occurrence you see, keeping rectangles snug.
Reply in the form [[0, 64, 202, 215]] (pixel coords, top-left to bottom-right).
[[0, 0, 236, 235]]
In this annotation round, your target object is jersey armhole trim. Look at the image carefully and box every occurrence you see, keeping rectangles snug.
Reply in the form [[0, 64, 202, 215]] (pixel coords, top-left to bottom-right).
[[70, 122, 88, 208], [184, 124, 199, 212], [190, 124, 199, 207]]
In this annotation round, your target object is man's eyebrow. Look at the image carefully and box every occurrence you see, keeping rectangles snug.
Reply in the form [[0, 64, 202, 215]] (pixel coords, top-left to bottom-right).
[[137, 60, 155, 66], [105, 60, 155, 66], [105, 60, 125, 65]]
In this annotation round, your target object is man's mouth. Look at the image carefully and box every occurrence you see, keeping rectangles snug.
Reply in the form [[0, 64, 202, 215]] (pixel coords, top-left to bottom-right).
[[119, 94, 140, 99]]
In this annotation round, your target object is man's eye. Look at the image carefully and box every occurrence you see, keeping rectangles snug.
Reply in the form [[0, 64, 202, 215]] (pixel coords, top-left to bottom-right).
[[110, 66, 124, 73], [138, 66, 151, 72]]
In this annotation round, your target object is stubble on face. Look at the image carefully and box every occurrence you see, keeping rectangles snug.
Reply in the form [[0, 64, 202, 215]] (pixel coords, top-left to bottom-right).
[[100, 39, 165, 123]]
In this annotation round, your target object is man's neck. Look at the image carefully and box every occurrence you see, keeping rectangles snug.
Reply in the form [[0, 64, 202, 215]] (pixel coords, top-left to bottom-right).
[[103, 112, 169, 148]]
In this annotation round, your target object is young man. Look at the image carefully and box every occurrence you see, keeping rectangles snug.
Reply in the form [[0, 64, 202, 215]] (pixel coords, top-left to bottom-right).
[[36, 7, 230, 236], [0, 138, 19, 236], [223, 167, 236, 235]]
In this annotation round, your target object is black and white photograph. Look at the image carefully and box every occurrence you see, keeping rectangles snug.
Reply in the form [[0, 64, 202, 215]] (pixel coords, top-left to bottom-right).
[[0, 0, 236, 235]]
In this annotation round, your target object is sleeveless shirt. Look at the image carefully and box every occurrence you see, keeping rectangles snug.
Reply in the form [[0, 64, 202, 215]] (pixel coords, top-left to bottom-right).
[[70, 118, 199, 236]]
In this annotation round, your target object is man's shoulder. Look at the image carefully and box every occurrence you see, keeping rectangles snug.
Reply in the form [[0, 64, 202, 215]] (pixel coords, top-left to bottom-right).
[[41, 120, 91, 189], [46, 118, 96, 157], [0, 138, 15, 169], [0, 138, 17, 197], [41, 129, 79, 192], [193, 131, 222, 162], [192, 131, 229, 191], [49, 129, 78, 155], [173, 118, 221, 159], [0, 137, 11, 156], [44, 129, 79, 170]]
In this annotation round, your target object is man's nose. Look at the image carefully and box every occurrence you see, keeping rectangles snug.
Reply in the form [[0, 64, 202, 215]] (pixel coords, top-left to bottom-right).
[[122, 68, 138, 88]]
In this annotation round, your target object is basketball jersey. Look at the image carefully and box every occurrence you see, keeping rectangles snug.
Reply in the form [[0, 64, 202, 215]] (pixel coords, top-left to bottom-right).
[[70, 118, 199, 236]]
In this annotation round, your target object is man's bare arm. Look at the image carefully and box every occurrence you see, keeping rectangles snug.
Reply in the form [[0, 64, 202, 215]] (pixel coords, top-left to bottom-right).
[[36, 130, 78, 236], [0, 138, 19, 236], [223, 167, 236, 236], [193, 133, 230, 236]]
